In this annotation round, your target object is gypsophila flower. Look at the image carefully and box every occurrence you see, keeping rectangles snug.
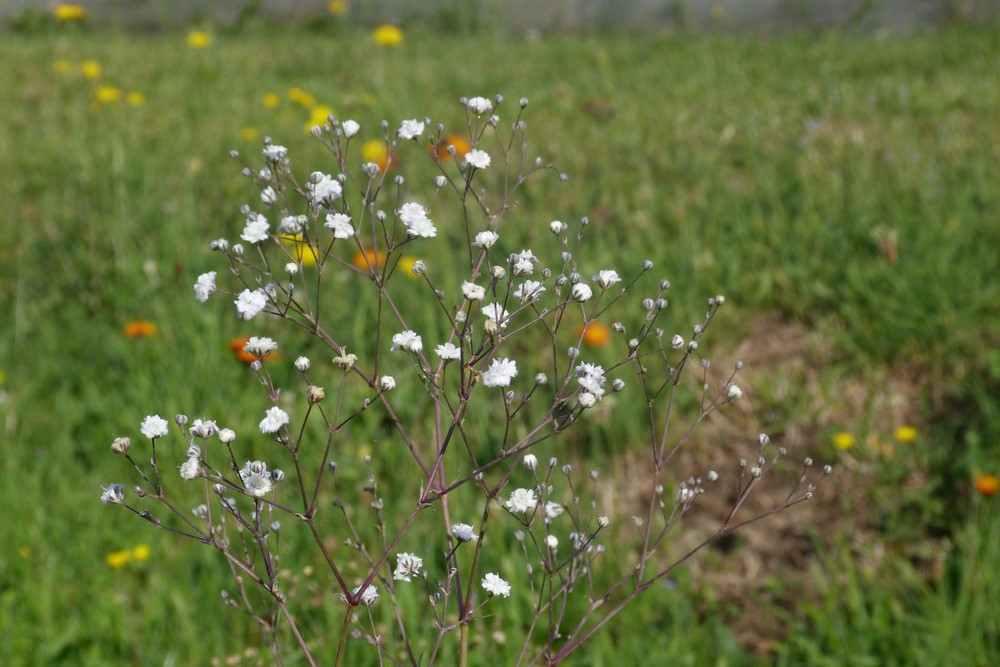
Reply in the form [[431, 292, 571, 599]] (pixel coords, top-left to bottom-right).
[[466, 96, 493, 114], [391, 330, 423, 353], [523, 454, 538, 471], [278, 215, 306, 234], [435, 342, 461, 360], [670, 334, 685, 349], [598, 516, 610, 528], [101, 484, 125, 504], [243, 336, 278, 358], [579, 392, 597, 408], [576, 362, 607, 399], [545, 535, 559, 550], [342, 120, 359, 138], [482, 357, 518, 388], [350, 584, 379, 606], [571, 283, 593, 302], [194, 271, 217, 302], [392, 553, 424, 582], [461, 281, 486, 301], [451, 523, 478, 542], [260, 186, 277, 204], [262, 145, 287, 161], [259, 406, 289, 434], [397, 119, 425, 139], [514, 280, 545, 303], [511, 249, 537, 276], [241, 211, 270, 244], [505, 487, 537, 514], [307, 172, 342, 206], [544, 501, 564, 519], [189, 419, 219, 439], [481, 573, 511, 598], [180, 457, 201, 480], [594, 269, 621, 289], [398, 202, 437, 238], [235, 289, 268, 320], [294, 356, 310, 372], [464, 149, 491, 169], [219, 428, 236, 444], [140, 414, 169, 439], [481, 302, 510, 329], [324, 212, 354, 238], [285, 262, 299, 275], [472, 230, 499, 248], [379, 375, 396, 391], [550, 220, 567, 235], [727, 384, 743, 400], [239, 460, 274, 497], [110, 436, 131, 455]]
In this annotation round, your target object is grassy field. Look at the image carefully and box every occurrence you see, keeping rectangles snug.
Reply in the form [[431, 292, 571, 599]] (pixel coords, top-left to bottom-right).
[[2, 18, 1000, 666]]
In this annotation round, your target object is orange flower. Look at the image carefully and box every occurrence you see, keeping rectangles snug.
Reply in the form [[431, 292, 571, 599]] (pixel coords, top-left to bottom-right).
[[228, 336, 280, 364], [431, 134, 472, 161], [975, 474, 999, 497], [352, 248, 386, 272], [124, 320, 156, 337], [577, 322, 611, 347]]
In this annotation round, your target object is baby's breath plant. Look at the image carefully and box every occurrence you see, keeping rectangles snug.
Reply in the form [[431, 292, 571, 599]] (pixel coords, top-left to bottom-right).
[[102, 95, 828, 666]]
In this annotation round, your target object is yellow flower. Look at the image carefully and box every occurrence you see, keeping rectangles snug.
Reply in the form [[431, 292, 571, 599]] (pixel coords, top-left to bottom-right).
[[80, 60, 102, 79], [397, 256, 421, 279], [361, 139, 396, 172], [893, 426, 918, 443], [262, 92, 280, 109], [577, 322, 612, 347], [306, 104, 336, 132], [357, 443, 373, 460], [94, 86, 122, 104], [832, 431, 855, 450], [123, 320, 156, 337], [125, 91, 145, 107], [975, 474, 1000, 497], [288, 87, 316, 109], [131, 544, 151, 561], [279, 234, 319, 267], [187, 31, 212, 49], [327, 0, 348, 15], [53, 4, 87, 21], [372, 24, 403, 47], [106, 549, 132, 569], [240, 126, 260, 141], [52, 59, 73, 74]]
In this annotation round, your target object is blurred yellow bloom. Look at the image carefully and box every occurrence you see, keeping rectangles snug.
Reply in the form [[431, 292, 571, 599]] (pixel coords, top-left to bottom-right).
[[306, 104, 335, 132], [397, 256, 421, 279], [80, 60, 102, 79], [94, 85, 122, 104], [327, 0, 348, 15], [262, 92, 280, 109], [372, 24, 403, 47], [893, 426, 918, 443], [357, 443, 373, 460], [832, 431, 855, 450], [288, 87, 316, 109], [975, 474, 1000, 497], [187, 31, 212, 49], [240, 126, 260, 141], [54, 4, 87, 21], [361, 139, 395, 172], [123, 319, 156, 337], [106, 549, 132, 569], [279, 234, 319, 267], [18, 545, 30, 559], [125, 91, 145, 106], [131, 543, 151, 561], [52, 59, 73, 74]]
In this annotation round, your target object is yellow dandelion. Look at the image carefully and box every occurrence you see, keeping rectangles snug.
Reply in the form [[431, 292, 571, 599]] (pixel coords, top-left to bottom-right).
[[262, 92, 280, 109], [105, 549, 132, 569], [240, 126, 260, 141], [52, 59, 73, 74], [288, 87, 316, 109], [53, 4, 87, 21], [372, 24, 403, 47], [94, 85, 122, 104], [187, 31, 212, 49], [893, 425, 918, 443], [80, 60, 102, 80], [832, 431, 855, 450], [131, 543, 151, 561], [279, 234, 319, 268], [327, 0, 348, 15], [125, 91, 145, 107], [305, 104, 336, 132]]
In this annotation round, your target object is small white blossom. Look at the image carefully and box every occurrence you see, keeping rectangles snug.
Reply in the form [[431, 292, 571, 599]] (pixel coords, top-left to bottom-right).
[[308, 172, 343, 205], [342, 120, 360, 137], [194, 271, 217, 303], [544, 501, 564, 519], [451, 523, 478, 542], [239, 460, 274, 497], [295, 356, 311, 372], [481, 573, 511, 598], [571, 283, 593, 302], [461, 281, 486, 301], [464, 149, 491, 169], [514, 280, 545, 303], [594, 269, 621, 289], [578, 392, 597, 408], [189, 419, 219, 439], [435, 342, 461, 360], [511, 249, 537, 276], [324, 212, 354, 239], [235, 289, 268, 320], [576, 363, 607, 399], [284, 262, 299, 275], [482, 357, 518, 388], [243, 336, 278, 358], [180, 457, 201, 480], [471, 230, 499, 248], [140, 415, 169, 439], [379, 375, 396, 391], [278, 215, 305, 234], [523, 454, 538, 471], [101, 484, 125, 504], [598, 516, 610, 528], [398, 202, 437, 238], [505, 487, 537, 514], [670, 334, 685, 350], [219, 428, 236, 444], [466, 96, 493, 114], [391, 330, 423, 353], [260, 186, 277, 205], [549, 220, 567, 235], [545, 535, 559, 550], [397, 119, 425, 139], [727, 384, 743, 400], [262, 145, 287, 161], [259, 406, 289, 434], [393, 553, 424, 582], [481, 302, 509, 329]]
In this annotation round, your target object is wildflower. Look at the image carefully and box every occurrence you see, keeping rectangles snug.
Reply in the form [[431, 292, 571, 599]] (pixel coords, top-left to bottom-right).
[[727, 384, 743, 401], [361, 140, 394, 173], [180, 457, 201, 480], [101, 484, 125, 504], [219, 428, 236, 444], [262, 145, 288, 162], [975, 474, 999, 497], [511, 249, 537, 276], [597, 516, 610, 528], [393, 553, 423, 582], [571, 283, 593, 302], [110, 436, 131, 455], [398, 256, 422, 278], [333, 352, 358, 370], [241, 211, 270, 244], [670, 334, 685, 350], [308, 172, 342, 206], [594, 269, 621, 289], [349, 584, 379, 605], [94, 86, 122, 104], [307, 386, 325, 404], [306, 104, 335, 132], [187, 31, 212, 49], [577, 322, 611, 347], [106, 549, 131, 569], [544, 501, 564, 519], [288, 87, 315, 109], [327, 0, 348, 14], [398, 202, 436, 238], [481, 573, 511, 598], [235, 289, 268, 320], [435, 342, 461, 360], [579, 392, 597, 408], [482, 303, 510, 329], [451, 523, 478, 542], [132, 544, 150, 561], [352, 248, 386, 271], [259, 407, 289, 434], [53, 4, 87, 21], [239, 461, 274, 497], [514, 280, 545, 304], [240, 126, 258, 141], [379, 376, 396, 392], [472, 230, 500, 249], [432, 134, 472, 160], [545, 535, 559, 550], [140, 415, 169, 439], [228, 336, 257, 363], [324, 213, 354, 239], [295, 356, 310, 372], [342, 119, 359, 137], [894, 426, 918, 443], [464, 149, 491, 170], [832, 432, 855, 450], [505, 488, 537, 514], [243, 336, 278, 358], [123, 320, 156, 337], [397, 119, 424, 140], [575, 363, 606, 399], [262, 92, 280, 109], [189, 419, 219, 438], [550, 220, 567, 235], [372, 24, 404, 47], [462, 281, 486, 301], [391, 330, 423, 353], [80, 60, 102, 79], [466, 96, 494, 115], [482, 358, 518, 388]]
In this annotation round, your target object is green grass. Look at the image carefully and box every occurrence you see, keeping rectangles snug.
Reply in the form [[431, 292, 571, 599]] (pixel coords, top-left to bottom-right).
[[2, 23, 1000, 665]]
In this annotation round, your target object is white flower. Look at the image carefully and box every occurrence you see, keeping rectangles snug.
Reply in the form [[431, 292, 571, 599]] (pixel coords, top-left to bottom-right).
[[308, 172, 342, 205], [482, 357, 517, 388], [435, 342, 461, 360], [598, 516, 610, 528], [278, 215, 306, 234], [727, 384, 743, 400], [101, 484, 125, 504], [544, 501, 564, 519], [397, 119, 425, 139], [512, 249, 537, 276], [261, 186, 277, 204], [322, 212, 354, 239], [295, 356, 311, 372], [243, 336, 278, 357], [284, 262, 299, 275], [239, 460, 274, 497], [398, 202, 437, 238], [578, 392, 597, 408], [235, 289, 268, 320], [481, 573, 511, 598], [391, 330, 423, 353], [576, 362, 607, 399], [571, 283, 593, 302], [180, 457, 201, 480], [351, 584, 379, 606], [259, 406, 289, 434], [262, 145, 287, 161], [471, 230, 499, 248], [549, 220, 567, 235], [379, 375, 396, 391], [545, 535, 559, 550], [451, 523, 478, 542], [466, 96, 493, 114], [189, 419, 219, 438], [514, 280, 545, 303], [461, 281, 486, 301], [241, 211, 270, 244], [342, 120, 360, 137], [219, 428, 236, 444], [521, 454, 538, 471], [670, 334, 685, 349], [393, 553, 424, 582], [482, 302, 509, 329], [594, 269, 621, 289], [194, 271, 217, 303], [505, 487, 537, 514], [140, 415, 169, 439], [464, 149, 491, 169]]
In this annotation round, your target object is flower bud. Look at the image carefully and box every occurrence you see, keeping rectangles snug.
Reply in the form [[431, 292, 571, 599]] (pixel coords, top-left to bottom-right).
[[295, 356, 311, 372], [523, 454, 538, 471], [307, 385, 326, 404], [110, 437, 131, 455]]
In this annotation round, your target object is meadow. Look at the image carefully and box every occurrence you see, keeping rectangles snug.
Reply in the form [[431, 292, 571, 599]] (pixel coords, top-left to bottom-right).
[[1, 15, 1000, 666]]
